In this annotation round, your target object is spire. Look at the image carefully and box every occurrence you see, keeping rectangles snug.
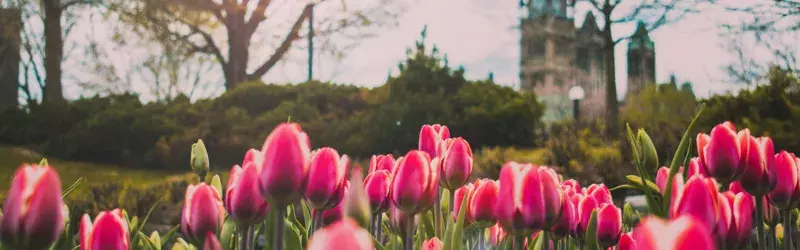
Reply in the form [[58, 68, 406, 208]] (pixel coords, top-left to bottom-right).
[[581, 11, 597, 30], [628, 21, 654, 51]]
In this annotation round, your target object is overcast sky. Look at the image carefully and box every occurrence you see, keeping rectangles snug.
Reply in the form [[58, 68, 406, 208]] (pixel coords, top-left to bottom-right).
[[55, 0, 794, 101]]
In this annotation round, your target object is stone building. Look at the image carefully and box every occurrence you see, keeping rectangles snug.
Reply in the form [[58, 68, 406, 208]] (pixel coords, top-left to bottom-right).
[[519, 0, 656, 122]]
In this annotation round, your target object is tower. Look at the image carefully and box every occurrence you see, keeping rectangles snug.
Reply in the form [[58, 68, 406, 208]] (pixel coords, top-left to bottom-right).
[[0, 8, 20, 109], [626, 22, 656, 96], [573, 11, 607, 120]]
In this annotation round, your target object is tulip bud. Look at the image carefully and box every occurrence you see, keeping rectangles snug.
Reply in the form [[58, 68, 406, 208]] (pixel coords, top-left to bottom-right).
[[655, 166, 684, 206], [637, 129, 659, 173], [469, 179, 499, 228], [242, 149, 262, 168], [623, 203, 638, 226], [225, 163, 268, 225], [258, 123, 312, 206], [210, 174, 223, 197], [716, 192, 754, 249], [182, 183, 226, 244], [191, 139, 210, 179], [633, 215, 715, 250], [767, 151, 800, 210], [203, 232, 222, 250], [307, 219, 374, 250], [562, 179, 581, 196], [596, 203, 622, 248], [576, 194, 598, 239], [364, 170, 391, 214], [495, 162, 563, 235], [79, 209, 129, 250], [440, 138, 473, 190], [618, 232, 635, 250], [419, 124, 450, 159], [740, 136, 777, 196], [698, 122, 748, 184], [586, 184, 612, 205], [305, 147, 349, 210], [345, 172, 372, 229], [763, 196, 780, 226], [671, 175, 720, 233], [729, 181, 745, 194], [390, 150, 438, 214], [549, 192, 575, 239], [421, 237, 443, 250], [369, 154, 395, 173], [453, 183, 474, 226], [0, 164, 65, 250]]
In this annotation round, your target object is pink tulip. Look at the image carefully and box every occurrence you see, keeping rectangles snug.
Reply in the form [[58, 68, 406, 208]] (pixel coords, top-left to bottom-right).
[[0, 164, 64, 250], [242, 148, 263, 168], [203, 232, 222, 250], [439, 137, 473, 190], [390, 150, 438, 214], [671, 175, 720, 233], [618, 232, 635, 250], [562, 179, 581, 196], [767, 150, 800, 209], [421, 237, 443, 250], [226, 162, 268, 225], [762, 196, 780, 225], [469, 179, 499, 227], [697, 122, 749, 184], [363, 170, 392, 214], [656, 166, 685, 206], [313, 181, 350, 227], [687, 157, 708, 178], [549, 192, 575, 239], [305, 147, 349, 210], [369, 154, 395, 173], [739, 136, 777, 196], [633, 215, 715, 250], [258, 123, 312, 206], [488, 223, 508, 246], [182, 183, 225, 244], [307, 219, 374, 250], [585, 184, 612, 205], [716, 192, 754, 249], [495, 162, 563, 234], [419, 124, 450, 158], [729, 181, 745, 194], [596, 203, 622, 248], [79, 209, 129, 250], [453, 183, 475, 225], [576, 194, 598, 238]]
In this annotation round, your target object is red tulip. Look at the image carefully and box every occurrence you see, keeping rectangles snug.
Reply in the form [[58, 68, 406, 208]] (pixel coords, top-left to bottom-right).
[[305, 147, 349, 210], [313, 181, 350, 227], [549, 192, 575, 239], [390, 150, 438, 214], [716, 192, 754, 249], [495, 162, 563, 234], [697, 122, 749, 184], [0, 164, 64, 250], [488, 223, 508, 246], [79, 209, 129, 250], [687, 157, 708, 178], [729, 181, 745, 194], [364, 170, 392, 214], [767, 151, 800, 209], [469, 179, 499, 227], [203, 232, 222, 250], [182, 183, 226, 244], [585, 184, 612, 205], [439, 137, 473, 190], [307, 219, 374, 250], [670, 175, 720, 233], [421, 237, 443, 250], [225, 162, 268, 225], [419, 124, 450, 158], [369, 154, 395, 173], [258, 123, 312, 206], [596, 203, 622, 248], [739, 136, 777, 196], [656, 166, 685, 206], [633, 215, 715, 250], [618, 232, 635, 250], [576, 194, 598, 238], [453, 182, 475, 225]]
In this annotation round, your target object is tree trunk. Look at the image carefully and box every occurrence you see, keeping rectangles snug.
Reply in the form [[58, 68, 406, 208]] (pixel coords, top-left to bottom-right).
[[224, 17, 251, 90], [43, 0, 64, 103], [602, 13, 619, 136]]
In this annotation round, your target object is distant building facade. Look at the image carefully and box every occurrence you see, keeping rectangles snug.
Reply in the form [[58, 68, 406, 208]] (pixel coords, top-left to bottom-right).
[[0, 8, 21, 109], [519, 0, 656, 122]]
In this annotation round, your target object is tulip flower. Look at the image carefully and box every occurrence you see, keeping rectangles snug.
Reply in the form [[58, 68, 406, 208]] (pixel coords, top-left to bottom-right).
[[763, 196, 780, 226], [242, 148, 263, 168], [0, 164, 65, 250], [740, 136, 777, 196], [390, 150, 438, 214], [453, 182, 475, 225], [729, 181, 745, 194], [191, 139, 210, 179], [686, 157, 708, 178], [314, 181, 351, 227], [632, 215, 715, 250], [307, 219, 374, 250], [182, 183, 226, 244], [225, 162, 268, 225], [421, 237, 443, 250], [203, 232, 222, 250], [439, 137, 473, 190], [364, 170, 392, 214], [369, 154, 395, 173], [495, 162, 563, 234], [562, 179, 580, 196], [79, 209, 129, 250], [419, 124, 450, 158], [656, 166, 684, 206], [585, 184, 612, 205], [596, 203, 622, 248], [618, 232, 635, 250], [488, 223, 508, 246], [549, 192, 575, 239], [671, 175, 720, 233], [305, 147, 349, 210], [716, 192, 754, 249], [767, 151, 800, 210], [469, 179, 499, 227], [697, 122, 749, 184], [575, 194, 597, 238], [258, 123, 312, 206], [388, 205, 416, 238]]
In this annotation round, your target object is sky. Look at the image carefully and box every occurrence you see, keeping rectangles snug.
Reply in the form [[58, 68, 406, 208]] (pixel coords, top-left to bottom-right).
[[48, 0, 793, 101]]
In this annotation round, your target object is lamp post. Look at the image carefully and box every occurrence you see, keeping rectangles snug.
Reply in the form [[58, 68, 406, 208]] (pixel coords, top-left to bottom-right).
[[308, 1, 321, 82], [568, 85, 585, 121]]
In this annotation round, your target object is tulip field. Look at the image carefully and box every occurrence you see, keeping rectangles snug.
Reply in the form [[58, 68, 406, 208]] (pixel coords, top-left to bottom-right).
[[3, 105, 800, 250]]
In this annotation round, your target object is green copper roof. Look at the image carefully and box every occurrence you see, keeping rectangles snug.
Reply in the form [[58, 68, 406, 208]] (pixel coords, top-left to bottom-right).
[[628, 22, 654, 50]]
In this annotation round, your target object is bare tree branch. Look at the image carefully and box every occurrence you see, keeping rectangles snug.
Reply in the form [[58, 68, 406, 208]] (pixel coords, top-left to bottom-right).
[[248, 4, 312, 80], [245, 0, 272, 33]]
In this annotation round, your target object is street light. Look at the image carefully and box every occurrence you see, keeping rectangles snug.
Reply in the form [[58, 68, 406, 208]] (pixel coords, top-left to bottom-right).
[[568, 85, 585, 120]]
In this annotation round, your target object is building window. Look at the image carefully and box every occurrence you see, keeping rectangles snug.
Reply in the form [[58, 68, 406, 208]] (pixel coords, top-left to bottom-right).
[[576, 48, 589, 71], [529, 37, 545, 57]]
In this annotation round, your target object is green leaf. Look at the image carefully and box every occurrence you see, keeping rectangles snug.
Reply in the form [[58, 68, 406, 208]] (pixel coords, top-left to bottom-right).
[[287, 204, 308, 244], [446, 192, 470, 250], [301, 201, 312, 230], [284, 219, 303, 250], [129, 216, 139, 234], [625, 175, 662, 215], [372, 235, 386, 250], [421, 210, 435, 239], [211, 175, 223, 197], [528, 232, 543, 250], [220, 218, 237, 249], [609, 184, 638, 192], [61, 177, 83, 199], [263, 208, 277, 250], [138, 197, 163, 232], [663, 104, 705, 217], [161, 225, 180, 250], [625, 176, 663, 196], [137, 231, 159, 250], [39, 158, 48, 166], [442, 216, 455, 250], [583, 210, 600, 250]]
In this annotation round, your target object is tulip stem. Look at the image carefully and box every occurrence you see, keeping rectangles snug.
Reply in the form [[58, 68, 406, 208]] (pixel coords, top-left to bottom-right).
[[756, 197, 766, 250], [273, 206, 286, 250], [553, 238, 560, 250], [542, 231, 550, 250], [245, 225, 254, 250], [434, 187, 443, 239], [376, 214, 384, 243], [784, 210, 792, 250], [200, 173, 207, 183], [513, 235, 525, 250], [313, 210, 324, 233], [404, 216, 415, 250], [478, 228, 485, 250]]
